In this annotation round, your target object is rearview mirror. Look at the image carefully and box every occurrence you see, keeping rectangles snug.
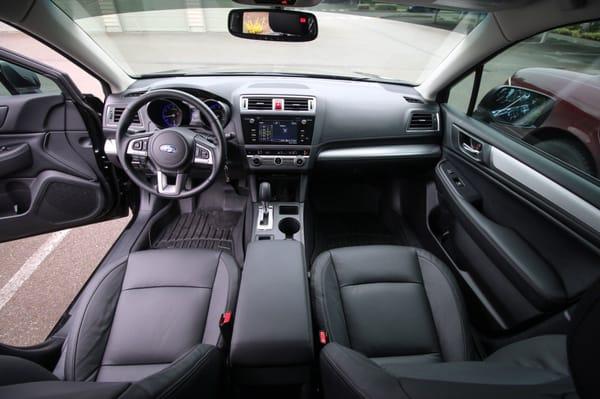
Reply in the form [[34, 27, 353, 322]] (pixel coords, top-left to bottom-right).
[[228, 9, 318, 42]]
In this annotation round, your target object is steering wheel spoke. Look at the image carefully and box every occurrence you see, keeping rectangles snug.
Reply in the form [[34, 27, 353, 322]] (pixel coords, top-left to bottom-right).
[[193, 136, 216, 167], [156, 170, 187, 196]]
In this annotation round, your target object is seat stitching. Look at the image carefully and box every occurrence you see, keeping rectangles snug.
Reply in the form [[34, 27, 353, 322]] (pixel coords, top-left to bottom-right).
[[328, 251, 351, 346], [123, 285, 212, 291], [69, 261, 126, 381], [322, 349, 369, 399], [158, 347, 216, 399], [339, 281, 423, 289], [417, 251, 469, 361]]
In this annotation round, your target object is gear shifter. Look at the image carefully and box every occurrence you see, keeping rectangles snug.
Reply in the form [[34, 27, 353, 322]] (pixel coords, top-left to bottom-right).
[[259, 182, 271, 212], [257, 182, 273, 229]]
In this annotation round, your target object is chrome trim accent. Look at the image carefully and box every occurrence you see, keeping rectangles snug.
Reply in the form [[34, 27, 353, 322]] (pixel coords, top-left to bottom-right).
[[156, 171, 185, 196], [256, 205, 273, 230], [104, 105, 143, 128], [317, 144, 441, 161], [247, 155, 309, 167], [240, 95, 316, 115], [490, 147, 600, 234], [126, 138, 148, 157], [193, 143, 214, 165], [104, 138, 117, 156]]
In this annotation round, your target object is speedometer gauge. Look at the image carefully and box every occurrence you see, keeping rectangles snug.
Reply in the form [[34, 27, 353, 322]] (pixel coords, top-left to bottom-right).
[[203, 99, 230, 127], [160, 101, 183, 127], [147, 99, 191, 128]]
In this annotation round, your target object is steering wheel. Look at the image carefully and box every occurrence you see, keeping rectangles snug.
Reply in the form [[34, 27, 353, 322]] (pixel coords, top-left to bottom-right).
[[116, 89, 225, 199]]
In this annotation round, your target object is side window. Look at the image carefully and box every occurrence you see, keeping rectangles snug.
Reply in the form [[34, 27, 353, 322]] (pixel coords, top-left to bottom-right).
[[0, 60, 61, 96], [0, 21, 104, 99], [448, 21, 600, 181]]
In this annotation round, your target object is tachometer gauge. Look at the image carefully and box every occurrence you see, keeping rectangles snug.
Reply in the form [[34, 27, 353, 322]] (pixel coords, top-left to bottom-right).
[[160, 101, 183, 127]]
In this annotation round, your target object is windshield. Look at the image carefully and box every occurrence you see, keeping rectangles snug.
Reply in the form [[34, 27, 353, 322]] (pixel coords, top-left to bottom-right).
[[52, 0, 486, 84]]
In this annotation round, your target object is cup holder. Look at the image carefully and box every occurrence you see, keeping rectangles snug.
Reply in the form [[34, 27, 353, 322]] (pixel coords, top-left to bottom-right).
[[278, 217, 300, 239]]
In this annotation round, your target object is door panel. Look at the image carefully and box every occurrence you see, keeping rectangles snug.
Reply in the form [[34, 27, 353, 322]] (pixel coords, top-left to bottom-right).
[[0, 51, 124, 242], [433, 105, 600, 332]]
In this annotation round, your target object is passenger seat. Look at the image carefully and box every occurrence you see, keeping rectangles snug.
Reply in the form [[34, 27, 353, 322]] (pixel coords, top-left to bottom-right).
[[312, 246, 572, 398]]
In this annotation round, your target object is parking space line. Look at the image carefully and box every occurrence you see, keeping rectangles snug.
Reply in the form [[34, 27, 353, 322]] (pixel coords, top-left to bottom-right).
[[0, 229, 71, 311]]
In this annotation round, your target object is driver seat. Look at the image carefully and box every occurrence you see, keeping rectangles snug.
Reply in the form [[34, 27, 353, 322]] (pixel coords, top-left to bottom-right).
[[0, 249, 240, 398]]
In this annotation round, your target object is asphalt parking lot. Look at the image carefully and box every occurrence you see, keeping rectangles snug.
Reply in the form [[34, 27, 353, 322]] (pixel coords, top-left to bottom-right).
[[0, 216, 130, 347]]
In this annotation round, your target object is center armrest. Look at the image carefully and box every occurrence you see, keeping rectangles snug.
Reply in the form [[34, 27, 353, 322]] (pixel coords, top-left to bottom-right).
[[230, 240, 314, 382]]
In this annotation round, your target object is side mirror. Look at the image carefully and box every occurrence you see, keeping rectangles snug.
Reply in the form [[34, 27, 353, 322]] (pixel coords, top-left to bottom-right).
[[228, 8, 318, 42], [0, 61, 41, 94], [474, 85, 554, 128]]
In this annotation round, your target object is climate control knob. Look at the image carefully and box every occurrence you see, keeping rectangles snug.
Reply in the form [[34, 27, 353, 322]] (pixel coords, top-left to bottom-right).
[[295, 157, 305, 167], [274, 157, 282, 165], [251, 157, 261, 166]]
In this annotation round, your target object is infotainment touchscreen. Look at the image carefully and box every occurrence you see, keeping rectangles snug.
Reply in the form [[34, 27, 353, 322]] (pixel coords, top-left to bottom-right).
[[258, 120, 298, 144]]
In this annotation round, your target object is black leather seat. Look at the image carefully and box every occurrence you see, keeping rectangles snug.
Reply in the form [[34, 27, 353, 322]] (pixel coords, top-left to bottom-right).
[[312, 245, 573, 399], [0, 249, 240, 399]]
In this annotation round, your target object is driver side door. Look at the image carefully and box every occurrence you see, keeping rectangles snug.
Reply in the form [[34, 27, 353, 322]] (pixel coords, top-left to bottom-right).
[[0, 48, 126, 243]]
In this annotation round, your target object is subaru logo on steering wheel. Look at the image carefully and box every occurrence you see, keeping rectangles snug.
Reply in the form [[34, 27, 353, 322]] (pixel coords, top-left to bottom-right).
[[159, 144, 177, 154]]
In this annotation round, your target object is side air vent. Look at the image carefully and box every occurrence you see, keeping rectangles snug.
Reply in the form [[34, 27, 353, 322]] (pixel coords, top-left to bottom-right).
[[247, 97, 274, 110], [404, 96, 424, 104], [124, 91, 146, 97], [109, 107, 141, 126], [283, 97, 310, 111], [408, 112, 438, 131]]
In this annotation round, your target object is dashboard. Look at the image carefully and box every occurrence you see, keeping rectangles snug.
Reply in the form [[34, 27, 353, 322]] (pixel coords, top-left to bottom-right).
[[102, 76, 442, 171]]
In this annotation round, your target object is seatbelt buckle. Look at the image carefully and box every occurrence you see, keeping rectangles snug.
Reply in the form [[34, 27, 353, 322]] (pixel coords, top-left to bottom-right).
[[319, 330, 329, 346], [219, 311, 233, 344], [220, 311, 232, 327]]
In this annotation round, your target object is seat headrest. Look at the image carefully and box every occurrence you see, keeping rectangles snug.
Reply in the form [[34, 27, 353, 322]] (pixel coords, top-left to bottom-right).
[[568, 278, 600, 399]]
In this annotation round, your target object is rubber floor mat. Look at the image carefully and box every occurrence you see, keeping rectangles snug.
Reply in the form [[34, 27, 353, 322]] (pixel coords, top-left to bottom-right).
[[152, 210, 241, 252]]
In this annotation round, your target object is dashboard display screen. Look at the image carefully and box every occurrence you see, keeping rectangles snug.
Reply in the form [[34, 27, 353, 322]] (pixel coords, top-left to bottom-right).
[[258, 120, 298, 144]]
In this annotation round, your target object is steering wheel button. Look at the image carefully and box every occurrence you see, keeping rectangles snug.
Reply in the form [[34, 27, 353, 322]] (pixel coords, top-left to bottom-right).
[[200, 149, 210, 159], [132, 141, 143, 150]]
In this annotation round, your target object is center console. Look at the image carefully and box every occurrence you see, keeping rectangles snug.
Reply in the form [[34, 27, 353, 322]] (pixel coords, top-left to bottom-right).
[[240, 95, 316, 170]]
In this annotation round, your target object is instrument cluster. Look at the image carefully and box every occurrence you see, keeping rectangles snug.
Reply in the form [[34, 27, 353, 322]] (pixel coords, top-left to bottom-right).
[[147, 98, 231, 129]]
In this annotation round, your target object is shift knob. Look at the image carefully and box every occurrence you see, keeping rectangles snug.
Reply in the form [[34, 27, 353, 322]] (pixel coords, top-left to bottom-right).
[[259, 182, 271, 208]]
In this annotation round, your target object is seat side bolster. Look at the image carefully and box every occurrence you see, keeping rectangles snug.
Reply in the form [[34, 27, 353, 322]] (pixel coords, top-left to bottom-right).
[[320, 343, 408, 399], [124, 344, 222, 399], [417, 249, 473, 362], [62, 261, 128, 381], [311, 251, 351, 346], [202, 252, 240, 347]]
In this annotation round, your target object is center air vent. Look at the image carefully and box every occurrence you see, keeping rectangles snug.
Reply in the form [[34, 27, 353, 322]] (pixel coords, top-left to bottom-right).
[[283, 97, 309, 111], [241, 95, 316, 114], [247, 97, 274, 110], [408, 112, 438, 131]]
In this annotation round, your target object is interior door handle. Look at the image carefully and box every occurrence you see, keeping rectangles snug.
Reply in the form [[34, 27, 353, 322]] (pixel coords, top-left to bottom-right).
[[462, 142, 481, 156], [0, 143, 32, 178], [459, 132, 484, 161]]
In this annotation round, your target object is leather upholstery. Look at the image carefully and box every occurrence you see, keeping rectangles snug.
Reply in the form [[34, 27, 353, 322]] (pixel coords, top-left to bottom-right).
[[314, 245, 575, 399], [312, 246, 472, 366], [320, 343, 574, 399], [1, 249, 239, 398], [230, 240, 313, 368]]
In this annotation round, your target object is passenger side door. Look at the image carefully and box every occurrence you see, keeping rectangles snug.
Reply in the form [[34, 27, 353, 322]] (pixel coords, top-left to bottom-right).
[[0, 48, 126, 243], [432, 21, 600, 333]]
